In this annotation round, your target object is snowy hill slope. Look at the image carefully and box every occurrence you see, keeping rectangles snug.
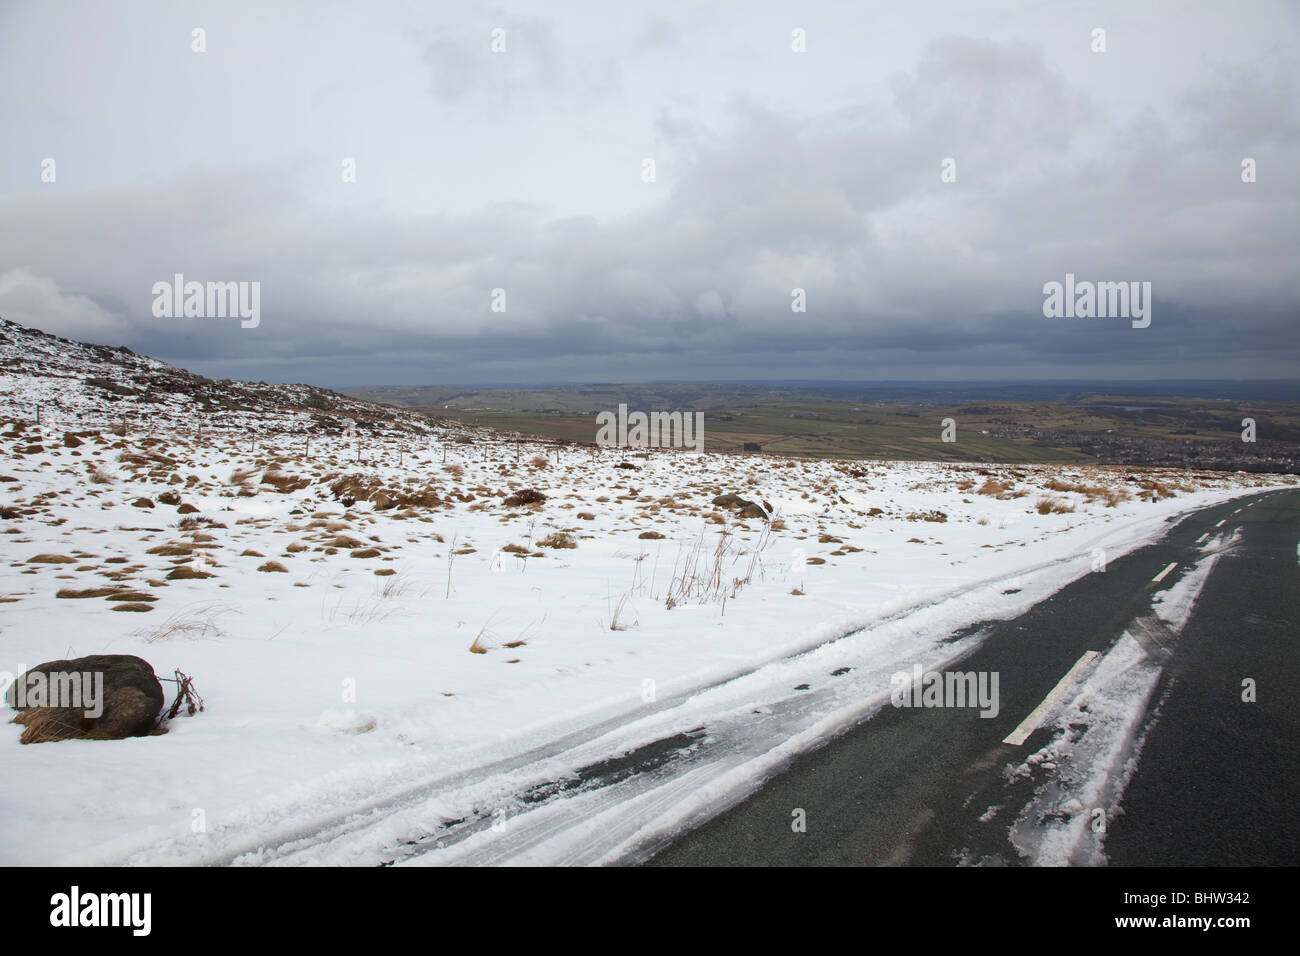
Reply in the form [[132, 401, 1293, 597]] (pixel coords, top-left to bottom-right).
[[0, 318, 1293, 865], [0, 315, 472, 443]]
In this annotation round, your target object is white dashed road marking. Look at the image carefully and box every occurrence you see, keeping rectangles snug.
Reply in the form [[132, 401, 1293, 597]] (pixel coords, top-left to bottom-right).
[[1003, 651, 1100, 747]]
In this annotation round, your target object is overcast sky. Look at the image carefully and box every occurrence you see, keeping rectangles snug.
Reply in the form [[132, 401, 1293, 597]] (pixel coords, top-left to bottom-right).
[[1, 0, 1296, 386]]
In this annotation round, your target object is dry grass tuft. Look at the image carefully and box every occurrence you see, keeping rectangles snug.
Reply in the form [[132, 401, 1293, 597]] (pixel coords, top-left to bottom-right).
[[166, 565, 213, 580], [1102, 487, 1131, 507], [56, 586, 123, 599], [229, 468, 259, 488], [503, 488, 546, 508], [135, 603, 236, 642], [178, 515, 226, 530], [377, 571, 412, 599], [607, 591, 636, 631], [147, 542, 195, 556], [108, 591, 158, 603], [1035, 496, 1075, 514], [1043, 476, 1131, 507]]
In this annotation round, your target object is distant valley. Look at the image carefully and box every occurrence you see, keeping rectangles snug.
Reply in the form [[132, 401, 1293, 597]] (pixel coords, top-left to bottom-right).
[[344, 383, 1300, 472]]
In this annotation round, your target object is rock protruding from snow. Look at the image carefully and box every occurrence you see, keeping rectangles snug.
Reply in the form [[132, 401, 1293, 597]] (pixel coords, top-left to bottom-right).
[[6, 654, 165, 744], [711, 492, 770, 519]]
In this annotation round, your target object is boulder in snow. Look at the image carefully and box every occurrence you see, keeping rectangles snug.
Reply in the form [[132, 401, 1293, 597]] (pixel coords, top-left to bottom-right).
[[6, 654, 165, 744]]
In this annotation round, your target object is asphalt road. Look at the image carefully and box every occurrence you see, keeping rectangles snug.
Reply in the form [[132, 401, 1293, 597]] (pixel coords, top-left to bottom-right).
[[647, 488, 1300, 866], [1104, 490, 1300, 865]]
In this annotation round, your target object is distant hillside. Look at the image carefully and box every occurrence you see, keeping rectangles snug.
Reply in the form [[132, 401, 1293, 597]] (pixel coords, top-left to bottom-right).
[[0, 317, 468, 444]]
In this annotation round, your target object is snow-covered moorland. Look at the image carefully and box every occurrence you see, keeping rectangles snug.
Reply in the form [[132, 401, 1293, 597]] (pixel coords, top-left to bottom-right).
[[1, 318, 1293, 865]]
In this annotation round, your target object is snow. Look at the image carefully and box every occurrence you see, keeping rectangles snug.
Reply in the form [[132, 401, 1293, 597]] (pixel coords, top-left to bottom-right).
[[1, 318, 1294, 865]]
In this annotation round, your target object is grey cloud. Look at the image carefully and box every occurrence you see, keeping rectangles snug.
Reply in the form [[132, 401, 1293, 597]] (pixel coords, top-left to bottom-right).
[[0, 6, 1296, 384], [424, 16, 623, 111]]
